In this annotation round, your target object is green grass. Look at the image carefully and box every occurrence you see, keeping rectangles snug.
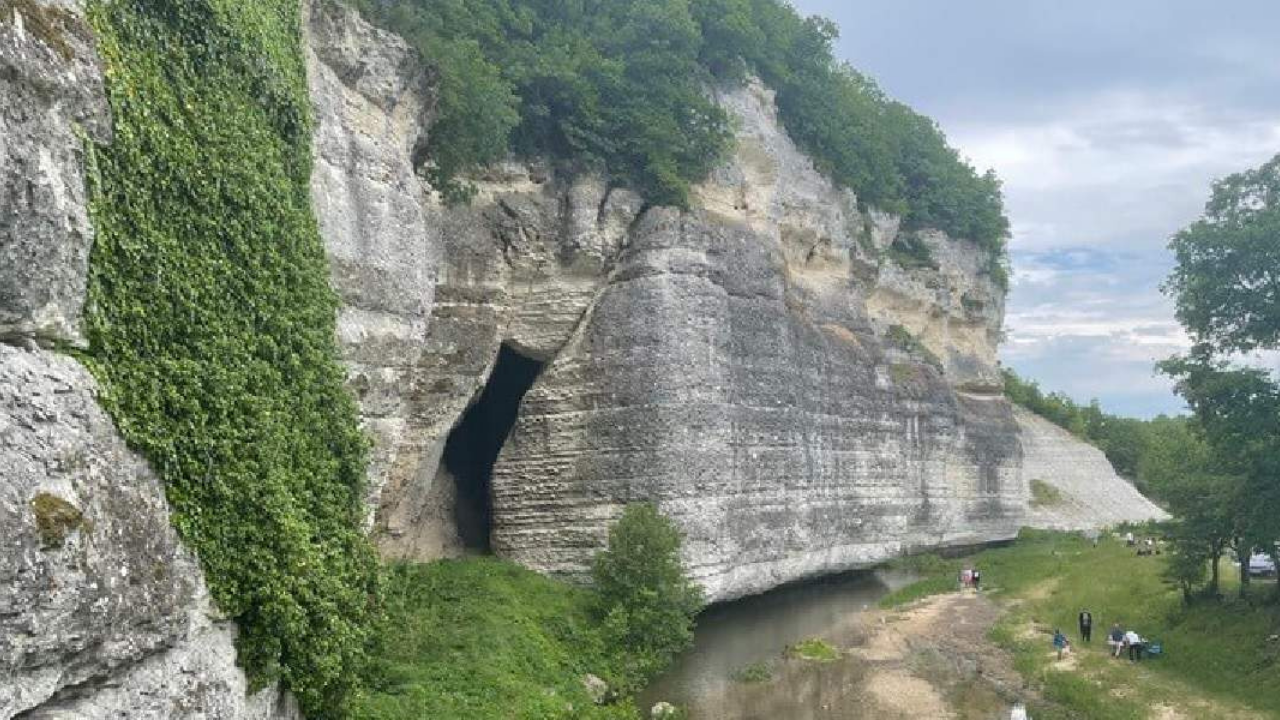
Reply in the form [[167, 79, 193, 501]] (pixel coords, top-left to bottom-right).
[[731, 660, 773, 684], [883, 529, 1280, 719], [785, 638, 840, 662], [352, 558, 638, 720]]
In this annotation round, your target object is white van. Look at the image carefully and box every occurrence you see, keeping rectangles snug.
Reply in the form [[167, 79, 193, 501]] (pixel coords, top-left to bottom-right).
[[1248, 553, 1277, 577]]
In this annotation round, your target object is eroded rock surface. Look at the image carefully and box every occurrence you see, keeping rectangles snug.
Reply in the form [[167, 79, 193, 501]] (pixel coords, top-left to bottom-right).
[[0, 0, 110, 346], [0, 346, 297, 720], [1016, 408, 1170, 530], [303, 4, 1166, 602]]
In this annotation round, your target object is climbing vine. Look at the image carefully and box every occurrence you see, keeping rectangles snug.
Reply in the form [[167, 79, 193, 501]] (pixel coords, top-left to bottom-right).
[[84, 0, 379, 715]]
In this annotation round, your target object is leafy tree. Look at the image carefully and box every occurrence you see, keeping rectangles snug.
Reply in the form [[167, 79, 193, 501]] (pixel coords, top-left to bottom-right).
[[592, 503, 703, 690], [353, 0, 1010, 257], [1161, 152, 1280, 600]]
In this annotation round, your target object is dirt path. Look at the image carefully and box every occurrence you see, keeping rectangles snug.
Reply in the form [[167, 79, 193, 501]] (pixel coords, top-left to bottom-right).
[[846, 590, 1029, 719], [850, 587, 1268, 720]]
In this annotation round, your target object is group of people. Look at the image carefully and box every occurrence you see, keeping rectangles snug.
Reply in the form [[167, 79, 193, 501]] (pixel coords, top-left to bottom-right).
[[958, 567, 982, 592], [1125, 532, 1161, 556], [1052, 610, 1150, 661]]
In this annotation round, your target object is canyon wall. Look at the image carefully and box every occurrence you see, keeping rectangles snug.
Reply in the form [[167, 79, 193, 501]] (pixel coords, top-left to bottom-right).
[[0, 2, 295, 717], [0, 2, 1169, 716], [302, 1, 1157, 604]]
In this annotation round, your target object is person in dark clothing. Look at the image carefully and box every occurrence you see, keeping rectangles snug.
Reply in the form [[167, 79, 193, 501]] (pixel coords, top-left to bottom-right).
[[971, 568, 981, 592], [1107, 624, 1125, 657], [1078, 610, 1093, 642]]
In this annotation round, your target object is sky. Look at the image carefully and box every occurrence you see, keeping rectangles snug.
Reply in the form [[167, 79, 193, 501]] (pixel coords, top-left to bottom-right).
[[789, 0, 1280, 418]]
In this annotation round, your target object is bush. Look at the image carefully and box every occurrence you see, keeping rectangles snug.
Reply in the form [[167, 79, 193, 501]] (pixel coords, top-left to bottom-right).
[[592, 503, 704, 690], [887, 234, 939, 270]]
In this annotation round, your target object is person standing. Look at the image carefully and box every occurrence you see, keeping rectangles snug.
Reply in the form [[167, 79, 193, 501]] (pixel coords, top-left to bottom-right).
[[1078, 609, 1093, 643], [972, 568, 982, 592]]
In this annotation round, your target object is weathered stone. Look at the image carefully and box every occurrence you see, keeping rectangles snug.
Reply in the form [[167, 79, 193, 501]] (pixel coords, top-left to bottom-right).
[[302, 6, 1166, 601], [304, 0, 643, 559], [582, 673, 610, 705], [1016, 407, 1170, 530], [0, 345, 295, 719], [650, 701, 679, 719], [0, 0, 110, 346]]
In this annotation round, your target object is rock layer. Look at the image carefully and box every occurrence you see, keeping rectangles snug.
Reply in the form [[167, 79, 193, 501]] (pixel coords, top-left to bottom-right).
[[302, 6, 1167, 603], [1016, 408, 1170, 530], [0, 0, 109, 346]]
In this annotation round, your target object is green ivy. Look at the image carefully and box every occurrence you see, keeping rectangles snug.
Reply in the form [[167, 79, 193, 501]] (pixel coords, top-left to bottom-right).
[[83, 0, 380, 715]]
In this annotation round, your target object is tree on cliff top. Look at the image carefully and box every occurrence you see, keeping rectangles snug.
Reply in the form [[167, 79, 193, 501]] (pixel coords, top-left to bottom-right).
[[592, 503, 703, 690], [353, 0, 1009, 261]]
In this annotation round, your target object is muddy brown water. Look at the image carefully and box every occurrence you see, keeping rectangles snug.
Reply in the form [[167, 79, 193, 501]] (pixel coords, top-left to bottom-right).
[[638, 569, 919, 720]]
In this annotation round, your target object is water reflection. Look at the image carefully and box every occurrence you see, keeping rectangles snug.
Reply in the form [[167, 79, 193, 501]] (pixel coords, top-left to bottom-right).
[[639, 569, 919, 719]]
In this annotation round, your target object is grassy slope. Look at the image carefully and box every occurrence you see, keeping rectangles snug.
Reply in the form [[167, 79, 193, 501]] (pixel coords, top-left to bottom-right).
[[353, 559, 638, 720], [884, 530, 1280, 719]]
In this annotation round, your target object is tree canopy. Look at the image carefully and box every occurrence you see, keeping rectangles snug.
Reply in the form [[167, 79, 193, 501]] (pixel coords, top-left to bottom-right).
[[354, 0, 1009, 263], [1160, 152, 1280, 600]]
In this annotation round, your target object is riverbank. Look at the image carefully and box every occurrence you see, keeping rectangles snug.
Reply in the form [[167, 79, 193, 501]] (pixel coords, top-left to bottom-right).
[[879, 530, 1280, 719]]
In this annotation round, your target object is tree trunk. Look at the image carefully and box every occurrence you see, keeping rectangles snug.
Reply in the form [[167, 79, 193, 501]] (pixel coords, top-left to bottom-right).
[[1238, 547, 1251, 599], [1209, 548, 1221, 598]]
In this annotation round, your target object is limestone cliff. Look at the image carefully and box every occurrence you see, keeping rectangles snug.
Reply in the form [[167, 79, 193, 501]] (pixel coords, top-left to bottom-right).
[[0, 2, 295, 717], [0, 2, 1169, 716], [302, 0, 1161, 604], [1016, 408, 1170, 530]]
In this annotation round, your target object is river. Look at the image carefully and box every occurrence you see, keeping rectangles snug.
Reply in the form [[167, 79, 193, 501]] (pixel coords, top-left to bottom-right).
[[638, 569, 920, 720]]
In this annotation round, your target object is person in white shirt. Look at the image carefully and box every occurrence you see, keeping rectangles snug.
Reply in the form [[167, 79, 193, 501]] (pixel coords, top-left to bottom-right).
[[1124, 630, 1145, 661]]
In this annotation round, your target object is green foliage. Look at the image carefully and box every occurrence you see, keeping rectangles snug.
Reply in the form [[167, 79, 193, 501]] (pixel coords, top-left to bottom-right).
[[84, 1, 379, 714], [592, 503, 704, 691], [1029, 479, 1064, 508], [1002, 368, 1182, 496], [1162, 152, 1280, 601], [353, 0, 1009, 255], [730, 660, 773, 684], [354, 559, 636, 720], [886, 324, 941, 368], [887, 233, 938, 270], [1166, 153, 1280, 354], [785, 638, 839, 662]]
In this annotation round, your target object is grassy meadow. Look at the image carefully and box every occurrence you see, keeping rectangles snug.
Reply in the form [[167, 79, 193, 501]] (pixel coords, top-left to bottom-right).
[[885, 530, 1280, 719]]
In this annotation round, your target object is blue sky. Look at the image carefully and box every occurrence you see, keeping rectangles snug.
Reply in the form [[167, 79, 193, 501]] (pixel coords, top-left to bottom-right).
[[789, 0, 1280, 417]]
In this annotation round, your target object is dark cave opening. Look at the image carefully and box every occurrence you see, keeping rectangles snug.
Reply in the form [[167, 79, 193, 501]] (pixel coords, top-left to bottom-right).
[[443, 343, 545, 553]]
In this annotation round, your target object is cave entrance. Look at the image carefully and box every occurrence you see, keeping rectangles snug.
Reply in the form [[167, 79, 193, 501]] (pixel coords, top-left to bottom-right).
[[443, 343, 545, 553]]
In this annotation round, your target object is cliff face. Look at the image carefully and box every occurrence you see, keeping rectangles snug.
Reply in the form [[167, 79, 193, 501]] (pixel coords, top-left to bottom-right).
[[304, 1, 1042, 602], [0, 2, 295, 718], [0, 2, 1169, 716]]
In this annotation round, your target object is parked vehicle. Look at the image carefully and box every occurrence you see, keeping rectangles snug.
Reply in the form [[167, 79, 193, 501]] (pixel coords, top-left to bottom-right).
[[1248, 553, 1277, 577]]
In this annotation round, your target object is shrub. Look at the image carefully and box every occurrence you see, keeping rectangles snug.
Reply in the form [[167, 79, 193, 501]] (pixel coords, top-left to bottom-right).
[[592, 503, 704, 690], [1030, 479, 1064, 507], [887, 234, 939, 270]]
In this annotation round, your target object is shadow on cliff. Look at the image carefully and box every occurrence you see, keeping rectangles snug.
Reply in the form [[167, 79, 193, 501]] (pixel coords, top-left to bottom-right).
[[441, 343, 544, 552]]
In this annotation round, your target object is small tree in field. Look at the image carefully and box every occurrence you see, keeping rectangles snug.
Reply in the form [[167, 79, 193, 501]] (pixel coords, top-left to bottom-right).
[[592, 503, 703, 690]]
